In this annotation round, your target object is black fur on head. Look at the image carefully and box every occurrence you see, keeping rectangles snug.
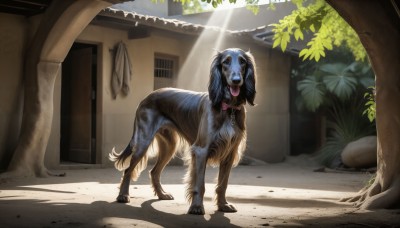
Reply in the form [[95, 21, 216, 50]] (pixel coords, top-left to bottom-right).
[[208, 48, 256, 110]]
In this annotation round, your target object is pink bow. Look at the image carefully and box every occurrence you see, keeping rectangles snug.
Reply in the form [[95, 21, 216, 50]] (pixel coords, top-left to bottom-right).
[[222, 102, 242, 111]]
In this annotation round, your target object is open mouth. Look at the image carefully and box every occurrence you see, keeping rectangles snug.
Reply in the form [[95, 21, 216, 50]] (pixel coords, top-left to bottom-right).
[[229, 85, 240, 97]]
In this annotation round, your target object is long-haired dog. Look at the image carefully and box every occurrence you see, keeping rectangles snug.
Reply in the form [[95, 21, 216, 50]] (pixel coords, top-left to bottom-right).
[[109, 48, 256, 215]]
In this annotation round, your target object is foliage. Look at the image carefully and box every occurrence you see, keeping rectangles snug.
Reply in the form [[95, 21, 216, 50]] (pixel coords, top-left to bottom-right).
[[363, 87, 376, 122], [315, 100, 376, 167], [182, 0, 207, 14], [179, 0, 263, 14], [292, 52, 375, 167], [180, 0, 236, 9], [294, 59, 374, 112], [269, 0, 366, 62]]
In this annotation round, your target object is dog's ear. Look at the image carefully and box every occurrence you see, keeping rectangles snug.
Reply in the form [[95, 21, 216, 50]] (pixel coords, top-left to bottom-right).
[[208, 53, 224, 109], [244, 51, 256, 106]]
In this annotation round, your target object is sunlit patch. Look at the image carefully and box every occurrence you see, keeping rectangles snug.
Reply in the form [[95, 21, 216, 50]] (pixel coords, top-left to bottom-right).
[[102, 217, 163, 228], [176, 8, 234, 91]]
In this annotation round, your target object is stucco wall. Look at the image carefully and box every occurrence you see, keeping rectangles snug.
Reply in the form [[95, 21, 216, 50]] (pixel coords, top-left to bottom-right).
[[0, 13, 26, 170], [246, 49, 290, 162]]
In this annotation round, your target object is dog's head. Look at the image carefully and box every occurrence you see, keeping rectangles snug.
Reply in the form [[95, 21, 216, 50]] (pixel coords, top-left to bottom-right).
[[208, 48, 256, 109]]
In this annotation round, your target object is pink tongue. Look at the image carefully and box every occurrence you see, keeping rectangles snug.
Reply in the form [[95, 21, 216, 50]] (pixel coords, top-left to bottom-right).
[[230, 86, 240, 97]]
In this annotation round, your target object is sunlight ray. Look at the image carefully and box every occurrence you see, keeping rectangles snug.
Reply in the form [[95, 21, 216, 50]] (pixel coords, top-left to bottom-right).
[[176, 8, 235, 91]]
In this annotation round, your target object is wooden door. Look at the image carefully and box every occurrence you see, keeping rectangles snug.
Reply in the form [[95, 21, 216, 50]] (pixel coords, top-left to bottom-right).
[[68, 47, 93, 163]]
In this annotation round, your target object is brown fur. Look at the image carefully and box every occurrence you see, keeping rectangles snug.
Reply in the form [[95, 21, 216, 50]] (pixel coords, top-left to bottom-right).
[[109, 48, 257, 215]]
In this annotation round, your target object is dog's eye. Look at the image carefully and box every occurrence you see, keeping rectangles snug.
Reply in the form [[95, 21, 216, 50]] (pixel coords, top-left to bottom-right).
[[239, 58, 246, 65], [222, 58, 231, 65]]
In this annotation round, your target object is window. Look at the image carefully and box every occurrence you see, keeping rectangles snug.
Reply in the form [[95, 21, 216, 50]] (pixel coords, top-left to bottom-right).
[[154, 55, 176, 79], [154, 53, 179, 90]]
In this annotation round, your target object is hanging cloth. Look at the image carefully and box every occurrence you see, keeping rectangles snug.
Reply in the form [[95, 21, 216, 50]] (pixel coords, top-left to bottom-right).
[[111, 41, 132, 99]]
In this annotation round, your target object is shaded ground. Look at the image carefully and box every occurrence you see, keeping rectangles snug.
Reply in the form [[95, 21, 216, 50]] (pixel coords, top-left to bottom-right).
[[0, 156, 399, 227]]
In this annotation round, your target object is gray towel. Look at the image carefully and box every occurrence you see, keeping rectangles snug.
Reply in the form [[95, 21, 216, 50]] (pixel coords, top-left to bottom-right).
[[111, 42, 132, 99]]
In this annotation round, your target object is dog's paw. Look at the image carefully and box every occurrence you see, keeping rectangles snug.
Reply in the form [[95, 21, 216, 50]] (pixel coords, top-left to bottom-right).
[[218, 203, 237, 213], [188, 205, 205, 215], [116, 194, 130, 203], [158, 192, 174, 200]]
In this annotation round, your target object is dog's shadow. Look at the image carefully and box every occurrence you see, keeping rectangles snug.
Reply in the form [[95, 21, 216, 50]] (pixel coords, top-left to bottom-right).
[[0, 197, 239, 227], [100, 199, 240, 227]]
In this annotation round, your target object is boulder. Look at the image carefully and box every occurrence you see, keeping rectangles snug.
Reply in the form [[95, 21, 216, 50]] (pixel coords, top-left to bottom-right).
[[341, 136, 377, 168]]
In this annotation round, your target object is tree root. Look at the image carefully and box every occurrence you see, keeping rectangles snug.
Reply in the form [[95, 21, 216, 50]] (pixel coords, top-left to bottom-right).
[[340, 176, 400, 209]]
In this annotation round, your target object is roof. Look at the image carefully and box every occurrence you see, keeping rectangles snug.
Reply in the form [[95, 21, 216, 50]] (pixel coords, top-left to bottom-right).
[[0, 1, 300, 54], [0, 0, 52, 16], [96, 7, 300, 55]]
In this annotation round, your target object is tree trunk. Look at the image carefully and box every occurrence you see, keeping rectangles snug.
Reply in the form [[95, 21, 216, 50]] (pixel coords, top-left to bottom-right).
[[0, 0, 113, 178], [327, 0, 400, 209]]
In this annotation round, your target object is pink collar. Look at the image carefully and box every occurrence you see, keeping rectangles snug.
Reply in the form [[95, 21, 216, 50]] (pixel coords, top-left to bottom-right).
[[222, 102, 242, 111]]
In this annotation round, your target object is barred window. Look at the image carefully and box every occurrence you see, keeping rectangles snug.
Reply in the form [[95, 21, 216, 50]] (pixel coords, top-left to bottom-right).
[[154, 56, 175, 78]]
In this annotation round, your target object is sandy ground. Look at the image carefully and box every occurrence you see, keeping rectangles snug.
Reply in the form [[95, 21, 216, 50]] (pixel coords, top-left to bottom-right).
[[0, 156, 399, 228]]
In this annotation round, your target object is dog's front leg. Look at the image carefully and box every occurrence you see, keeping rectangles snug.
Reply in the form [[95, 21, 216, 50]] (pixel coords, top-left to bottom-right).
[[187, 147, 208, 215], [216, 156, 237, 212]]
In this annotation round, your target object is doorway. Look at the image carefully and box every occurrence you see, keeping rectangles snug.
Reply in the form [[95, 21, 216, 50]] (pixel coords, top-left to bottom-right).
[[61, 42, 98, 164]]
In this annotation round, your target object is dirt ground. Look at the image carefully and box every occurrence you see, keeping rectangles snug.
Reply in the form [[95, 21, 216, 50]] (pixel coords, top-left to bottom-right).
[[1, 156, 399, 228]]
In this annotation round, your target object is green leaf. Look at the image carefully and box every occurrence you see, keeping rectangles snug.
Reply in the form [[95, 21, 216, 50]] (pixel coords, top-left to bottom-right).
[[314, 52, 321, 62], [281, 40, 288, 52], [295, 15, 302, 25], [281, 32, 290, 51], [319, 63, 348, 75], [323, 75, 357, 100], [314, 21, 322, 31], [300, 49, 311, 61], [310, 24, 315, 32], [322, 40, 333, 50], [272, 37, 280, 48], [297, 75, 326, 111], [294, 28, 304, 41], [299, 49, 308, 57]]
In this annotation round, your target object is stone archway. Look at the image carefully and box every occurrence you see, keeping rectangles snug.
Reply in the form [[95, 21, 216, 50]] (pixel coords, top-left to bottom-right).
[[3, 0, 123, 178]]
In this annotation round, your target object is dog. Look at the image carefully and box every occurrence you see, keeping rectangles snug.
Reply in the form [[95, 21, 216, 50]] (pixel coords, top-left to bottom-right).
[[109, 48, 256, 215]]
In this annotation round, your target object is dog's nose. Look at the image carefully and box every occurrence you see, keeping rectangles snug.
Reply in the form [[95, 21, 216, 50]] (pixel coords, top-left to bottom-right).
[[232, 79, 241, 84], [232, 74, 241, 84]]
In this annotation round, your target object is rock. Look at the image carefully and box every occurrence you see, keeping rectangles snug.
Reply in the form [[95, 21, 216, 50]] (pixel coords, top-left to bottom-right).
[[239, 155, 268, 166], [341, 136, 377, 168]]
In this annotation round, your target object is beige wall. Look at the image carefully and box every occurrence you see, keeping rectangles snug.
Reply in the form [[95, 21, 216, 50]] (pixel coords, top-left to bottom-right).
[[0, 13, 26, 170], [0, 15, 290, 170], [246, 49, 291, 162]]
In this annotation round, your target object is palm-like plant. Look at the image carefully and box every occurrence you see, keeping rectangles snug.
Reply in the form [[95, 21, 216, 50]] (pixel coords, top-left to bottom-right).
[[316, 99, 376, 167], [296, 61, 374, 112]]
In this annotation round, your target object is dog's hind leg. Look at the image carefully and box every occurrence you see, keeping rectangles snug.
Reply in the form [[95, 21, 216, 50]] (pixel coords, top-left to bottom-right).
[[117, 138, 152, 203], [215, 154, 237, 212], [117, 110, 164, 203], [150, 129, 178, 200]]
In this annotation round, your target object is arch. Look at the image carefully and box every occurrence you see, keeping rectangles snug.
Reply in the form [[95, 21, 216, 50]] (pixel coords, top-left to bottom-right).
[[3, 0, 122, 177]]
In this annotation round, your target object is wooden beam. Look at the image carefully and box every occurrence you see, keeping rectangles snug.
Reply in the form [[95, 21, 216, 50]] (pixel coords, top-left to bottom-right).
[[128, 27, 150, 39]]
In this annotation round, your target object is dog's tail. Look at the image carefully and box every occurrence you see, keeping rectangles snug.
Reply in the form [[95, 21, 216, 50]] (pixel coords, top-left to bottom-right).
[[109, 144, 134, 171], [109, 141, 149, 182]]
